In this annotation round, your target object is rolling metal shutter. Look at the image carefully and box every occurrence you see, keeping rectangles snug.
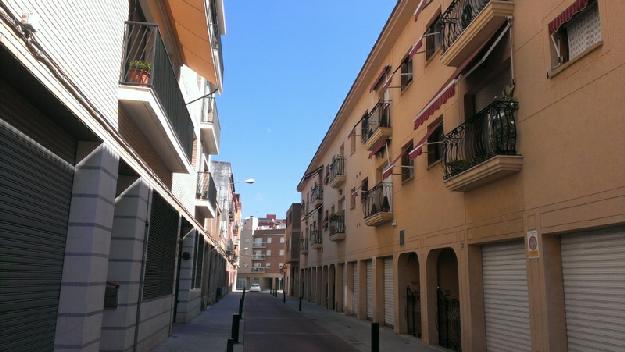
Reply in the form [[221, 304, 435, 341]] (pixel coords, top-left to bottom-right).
[[366, 260, 373, 319], [561, 229, 625, 352], [482, 240, 530, 352], [352, 263, 359, 315], [384, 258, 394, 326], [143, 191, 180, 299], [0, 120, 74, 351]]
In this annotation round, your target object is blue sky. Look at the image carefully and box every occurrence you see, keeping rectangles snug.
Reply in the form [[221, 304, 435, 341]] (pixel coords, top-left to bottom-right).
[[216, 1, 396, 219]]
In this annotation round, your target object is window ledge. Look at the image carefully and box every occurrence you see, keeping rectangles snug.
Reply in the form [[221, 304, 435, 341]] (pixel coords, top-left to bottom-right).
[[548, 41, 603, 79]]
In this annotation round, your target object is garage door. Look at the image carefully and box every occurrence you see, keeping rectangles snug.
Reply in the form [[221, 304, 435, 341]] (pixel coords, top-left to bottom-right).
[[561, 229, 625, 352], [482, 240, 530, 352], [0, 120, 74, 351], [352, 262, 359, 315], [384, 257, 394, 326], [366, 260, 373, 319]]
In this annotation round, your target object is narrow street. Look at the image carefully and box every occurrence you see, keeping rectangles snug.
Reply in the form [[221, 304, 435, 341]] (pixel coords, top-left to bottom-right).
[[242, 293, 358, 352]]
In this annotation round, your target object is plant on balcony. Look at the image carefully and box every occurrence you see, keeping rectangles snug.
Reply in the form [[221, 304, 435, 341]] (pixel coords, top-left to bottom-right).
[[127, 60, 152, 85]]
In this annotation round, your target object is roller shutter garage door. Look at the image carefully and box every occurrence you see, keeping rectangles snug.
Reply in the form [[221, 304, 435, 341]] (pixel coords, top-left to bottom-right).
[[561, 229, 625, 352], [366, 260, 373, 319], [352, 263, 359, 315], [482, 240, 530, 352], [383, 258, 394, 326], [0, 120, 74, 351]]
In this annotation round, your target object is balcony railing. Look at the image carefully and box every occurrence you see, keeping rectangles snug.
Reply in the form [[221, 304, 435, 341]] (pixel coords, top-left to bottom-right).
[[300, 237, 309, 253], [119, 21, 193, 160], [442, 98, 519, 179], [196, 172, 217, 209], [311, 185, 323, 203], [361, 102, 391, 144], [310, 227, 321, 246], [251, 267, 265, 273], [328, 155, 345, 183], [441, 0, 492, 52], [252, 242, 266, 249], [329, 212, 345, 235], [252, 255, 265, 261], [363, 182, 393, 219]]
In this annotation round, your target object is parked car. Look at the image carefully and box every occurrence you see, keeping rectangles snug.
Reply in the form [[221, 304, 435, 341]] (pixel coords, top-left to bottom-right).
[[249, 283, 261, 292]]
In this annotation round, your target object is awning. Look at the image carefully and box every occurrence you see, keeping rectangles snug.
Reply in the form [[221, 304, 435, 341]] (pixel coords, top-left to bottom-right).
[[383, 140, 414, 178], [409, 119, 442, 160], [368, 138, 389, 158], [414, 0, 429, 21], [413, 79, 457, 130], [370, 65, 391, 92], [548, 0, 589, 34], [166, 0, 220, 87], [407, 36, 424, 58]]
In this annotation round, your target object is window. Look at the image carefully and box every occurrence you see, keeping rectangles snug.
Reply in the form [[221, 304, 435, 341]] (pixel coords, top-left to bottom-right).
[[400, 55, 413, 90], [550, 1, 601, 68], [267, 237, 272, 244], [426, 14, 442, 61], [401, 141, 415, 182], [360, 178, 369, 204], [427, 120, 444, 165], [266, 263, 271, 268], [279, 249, 285, 256], [266, 249, 272, 256], [350, 129, 356, 155], [350, 187, 356, 210], [360, 112, 369, 144], [280, 237, 285, 243]]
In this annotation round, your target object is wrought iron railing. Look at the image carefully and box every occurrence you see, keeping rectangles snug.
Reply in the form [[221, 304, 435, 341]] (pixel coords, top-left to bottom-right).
[[311, 184, 323, 203], [300, 236, 309, 252], [361, 102, 391, 143], [443, 98, 519, 179], [196, 172, 217, 210], [328, 155, 345, 183], [252, 255, 265, 260], [363, 182, 393, 219], [310, 226, 321, 245], [251, 267, 265, 273], [119, 22, 194, 160], [252, 241, 266, 249], [441, 0, 495, 52], [329, 212, 346, 235]]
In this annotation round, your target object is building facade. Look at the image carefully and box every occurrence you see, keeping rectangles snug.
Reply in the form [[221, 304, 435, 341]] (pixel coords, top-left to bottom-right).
[[298, 1, 625, 352], [237, 215, 288, 291], [284, 203, 302, 297], [0, 0, 238, 351]]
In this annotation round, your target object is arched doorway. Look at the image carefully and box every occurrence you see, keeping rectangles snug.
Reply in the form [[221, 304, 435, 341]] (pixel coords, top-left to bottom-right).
[[397, 252, 421, 337], [436, 248, 461, 351]]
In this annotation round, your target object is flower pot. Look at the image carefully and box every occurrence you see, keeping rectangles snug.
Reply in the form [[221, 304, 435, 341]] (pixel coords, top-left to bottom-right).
[[127, 68, 151, 85]]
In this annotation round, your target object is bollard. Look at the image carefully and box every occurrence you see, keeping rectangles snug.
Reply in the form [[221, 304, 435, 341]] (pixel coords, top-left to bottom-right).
[[231, 314, 241, 343], [371, 322, 379, 352], [299, 296, 302, 311], [239, 297, 243, 317], [226, 338, 234, 352], [283, 290, 286, 303]]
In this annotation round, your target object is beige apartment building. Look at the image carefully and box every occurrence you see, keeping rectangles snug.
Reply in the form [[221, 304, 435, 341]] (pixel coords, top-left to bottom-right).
[[298, 1, 625, 351]]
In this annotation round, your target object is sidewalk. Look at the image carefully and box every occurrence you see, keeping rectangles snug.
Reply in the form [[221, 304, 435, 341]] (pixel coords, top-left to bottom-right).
[[152, 293, 241, 352], [282, 296, 443, 352]]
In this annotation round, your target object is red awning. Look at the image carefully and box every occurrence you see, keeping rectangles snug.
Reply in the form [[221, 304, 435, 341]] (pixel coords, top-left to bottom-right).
[[407, 36, 424, 58], [408, 135, 427, 160], [368, 138, 388, 158], [548, 0, 589, 34], [370, 65, 391, 92], [414, 0, 428, 21], [413, 79, 457, 130]]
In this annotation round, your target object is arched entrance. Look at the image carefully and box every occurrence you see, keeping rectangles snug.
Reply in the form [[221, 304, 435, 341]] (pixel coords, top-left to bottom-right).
[[397, 252, 421, 337], [434, 248, 461, 351]]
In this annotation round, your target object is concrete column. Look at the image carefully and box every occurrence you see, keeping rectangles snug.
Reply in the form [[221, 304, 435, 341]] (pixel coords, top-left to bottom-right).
[[54, 144, 119, 352], [345, 263, 354, 314], [175, 231, 202, 323], [99, 179, 151, 352], [462, 245, 486, 352], [420, 249, 438, 345], [321, 266, 328, 307], [200, 245, 212, 309], [335, 263, 344, 312], [374, 257, 384, 324], [357, 260, 367, 320]]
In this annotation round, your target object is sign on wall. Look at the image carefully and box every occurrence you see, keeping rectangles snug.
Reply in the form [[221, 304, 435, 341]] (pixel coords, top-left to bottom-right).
[[527, 230, 540, 258]]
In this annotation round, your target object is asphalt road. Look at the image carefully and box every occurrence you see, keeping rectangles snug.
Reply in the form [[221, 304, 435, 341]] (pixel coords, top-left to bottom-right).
[[242, 293, 359, 352]]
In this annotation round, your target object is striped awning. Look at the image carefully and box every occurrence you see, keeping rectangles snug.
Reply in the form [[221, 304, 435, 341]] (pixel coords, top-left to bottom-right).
[[548, 0, 590, 34], [413, 79, 457, 130]]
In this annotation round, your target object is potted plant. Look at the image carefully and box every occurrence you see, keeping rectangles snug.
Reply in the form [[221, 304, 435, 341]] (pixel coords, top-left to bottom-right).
[[127, 60, 152, 85]]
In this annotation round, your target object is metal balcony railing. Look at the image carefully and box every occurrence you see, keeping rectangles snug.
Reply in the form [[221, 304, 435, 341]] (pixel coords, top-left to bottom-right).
[[328, 155, 345, 182], [300, 237, 309, 252], [252, 242, 266, 249], [443, 98, 519, 179], [363, 182, 393, 219], [119, 21, 194, 160], [196, 172, 217, 209], [441, 0, 494, 52], [310, 227, 321, 245], [310, 184, 323, 203], [251, 267, 265, 273], [329, 212, 346, 235], [361, 102, 391, 144], [252, 255, 265, 260]]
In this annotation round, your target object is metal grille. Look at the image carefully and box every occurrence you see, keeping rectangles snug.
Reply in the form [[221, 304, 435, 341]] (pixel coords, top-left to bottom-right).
[[361, 102, 391, 144], [196, 172, 218, 210], [383, 258, 394, 326], [567, 2, 601, 59], [363, 182, 392, 219], [194, 236, 205, 289], [366, 261, 373, 319], [143, 191, 179, 299], [0, 118, 74, 351], [441, 0, 493, 52], [482, 241, 530, 352], [352, 263, 359, 315]]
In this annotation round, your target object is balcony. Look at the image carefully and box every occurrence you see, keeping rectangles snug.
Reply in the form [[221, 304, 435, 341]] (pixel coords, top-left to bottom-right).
[[329, 155, 346, 188], [443, 98, 521, 191], [196, 172, 217, 218], [251, 267, 266, 273], [252, 242, 266, 249], [310, 185, 323, 208], [252, 255, 266, 261], [310, 228, 322, 250], [440, 0, 514, 67], [364, 182, 393, 226], [300, 237, 309, 255], [200, 97, 221, 155], [362, 102, 391, 151], [329, 212, 346, 241], [118, 22, 194, 173]]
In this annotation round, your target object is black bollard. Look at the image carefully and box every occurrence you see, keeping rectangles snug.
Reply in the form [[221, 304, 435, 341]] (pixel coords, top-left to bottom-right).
[[226, 338, 234, 352], [299, 296, 302, 311], [283, 290, 286, 303], [239, 297, 243, 316], [371, 322, 379, 352], [231, 314, 241, 343]]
